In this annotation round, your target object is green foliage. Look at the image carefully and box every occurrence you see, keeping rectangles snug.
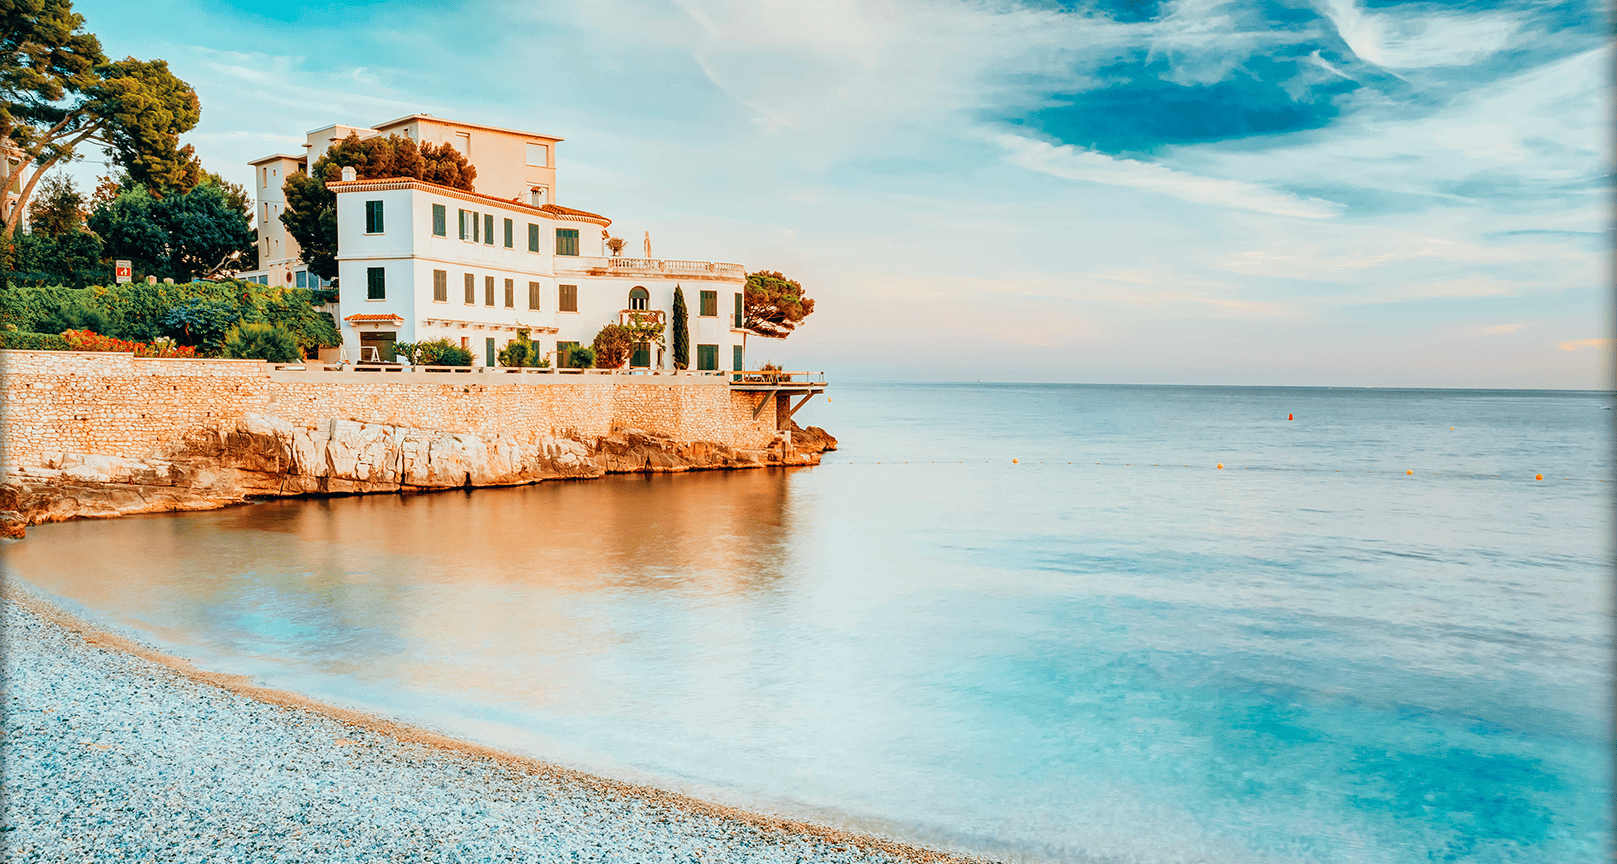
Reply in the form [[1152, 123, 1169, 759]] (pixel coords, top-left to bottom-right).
[[743, 270, 815, 339], [6, 227, 106, 288], [160, 296, 242, 350], [0, 281, 341, 356], [36, 298, 111, 335], [566, 344, 596, 369], [2, 6, 201, 241], [221, 321, 301, 362], [28, 175, 87, 237], [591, 324, 636, 369], [0, 331, 71, 351], [88, 179, 254, 282], [671, 285, 689, 370], [281, 132, 476, 281], [392, 341, 418, 364], [412, 338, 474, 367], [497, 330, 547, 368]]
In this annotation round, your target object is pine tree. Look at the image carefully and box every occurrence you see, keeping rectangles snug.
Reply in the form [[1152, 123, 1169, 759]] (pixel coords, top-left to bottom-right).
[[672, 285, 689, 370]]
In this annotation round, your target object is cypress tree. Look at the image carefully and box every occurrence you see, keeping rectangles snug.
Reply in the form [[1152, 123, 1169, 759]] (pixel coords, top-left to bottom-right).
[[672, 285, 690, 370]]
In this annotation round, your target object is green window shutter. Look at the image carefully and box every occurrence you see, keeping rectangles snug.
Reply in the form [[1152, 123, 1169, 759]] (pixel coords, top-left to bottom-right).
[[485, 276, 495, 306], [699, 290, 717, 317], [484, 213, 494, 245], [559, 284, 577, 312], [528, 223, 539, 252], [433, 204, 446, 236], [528, 281, 540, 310], [733, 345, 743, 371], [472, 211, 480, 242], [365, 200, 384, 233], [504, 279, 514, 308], [366, 267, 385, 300], [556, 228, 579, 256], [697, 344, 717, 371], [503, 218, 514, 248], [464, 273, 475, 304], [486, 337, 496, 367], [433, 269, 447, 301], [734, 292, 743, 328]]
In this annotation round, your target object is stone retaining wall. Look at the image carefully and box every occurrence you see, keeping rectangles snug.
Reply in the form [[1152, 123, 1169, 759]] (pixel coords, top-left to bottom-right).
[[0, 350, 779, 471]]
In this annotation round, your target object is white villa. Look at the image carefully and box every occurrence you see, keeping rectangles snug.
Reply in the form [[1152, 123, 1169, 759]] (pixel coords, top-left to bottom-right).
[[239, 115, 749, 370]]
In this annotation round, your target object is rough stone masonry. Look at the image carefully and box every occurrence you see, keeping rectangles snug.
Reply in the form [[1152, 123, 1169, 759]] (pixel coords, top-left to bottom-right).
[[0, 350, 835, 538]]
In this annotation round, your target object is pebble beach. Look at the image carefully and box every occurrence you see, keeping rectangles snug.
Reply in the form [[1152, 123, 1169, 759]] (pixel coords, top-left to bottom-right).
[[0, 589, 976, 864]]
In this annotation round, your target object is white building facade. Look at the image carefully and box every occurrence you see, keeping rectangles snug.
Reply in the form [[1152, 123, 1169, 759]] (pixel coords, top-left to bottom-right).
[[242, 114, 748, 370]]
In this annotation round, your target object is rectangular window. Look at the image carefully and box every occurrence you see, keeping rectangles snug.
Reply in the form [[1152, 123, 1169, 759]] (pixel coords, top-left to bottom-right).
[[558, 284, 577, 312], [459, 209, 471, 240], [504, 278, 514, 308], [526, 143, 548, 167], [432, 204, 447, 237], [464, 273, 476, 304], [484, 213, 494, 246], [734, 292, 743, 328], [365, 200, 384, 233], [556, 341, 579, 368], [296, 271, 308, 288], [699, 290, 717, 317], [528, 223, 539, 253], [733, 345, 743, 371], [503, 218, 514, 249], [366, 266, 385, 300], [433, 269, 447, 302], [485, 275, 495, 307], [555, 228, 579, 256], [528, 281, 540, 310], [486, 337, 496, 368], [697, 344, 718, 371], [473, 211, 481, 243]]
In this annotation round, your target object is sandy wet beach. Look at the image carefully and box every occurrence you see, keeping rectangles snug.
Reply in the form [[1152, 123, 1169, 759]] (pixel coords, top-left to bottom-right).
[[0, 586, 980, 864]]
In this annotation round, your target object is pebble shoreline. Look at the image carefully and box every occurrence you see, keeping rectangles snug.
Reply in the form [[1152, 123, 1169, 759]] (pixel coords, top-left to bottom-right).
[[1, 590, 979, 864]]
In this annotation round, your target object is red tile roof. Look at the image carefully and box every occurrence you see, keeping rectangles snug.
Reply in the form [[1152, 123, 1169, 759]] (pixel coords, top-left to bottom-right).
[[343, 313, 405, 323]]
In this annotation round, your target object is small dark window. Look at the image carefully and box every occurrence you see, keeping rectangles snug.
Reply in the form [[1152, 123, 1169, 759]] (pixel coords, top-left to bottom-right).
[[483, 213, 494, 246], [432, 204, 446, 237], [697, 344, 718, 371], [528, 281, 541, 310], [504, 278, 515, 308], [464, 273, 476, 304], [699, 290, 717, 317], [364, 200, 384, 233], [628, 286, 649, 310], [486, 337, 496, 367], [433, 269, 447, 301], [528, 223, 539, 252], [366, 266, 385, 300], [459, 209, 471, 240], [485, 275, 495, 306], [558, 284, 577, 312], [503, 218, 514, 249], [733, 345, 743, 371], [556, 228, 579, 256]]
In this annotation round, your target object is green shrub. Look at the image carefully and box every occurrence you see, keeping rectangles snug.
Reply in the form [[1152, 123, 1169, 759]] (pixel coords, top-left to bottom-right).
[[567, 345, 596, 368], [0, 331, 71, 351], [161, 297, 244, 351], [498, 330, 547, 367], [222, 322, 302, 362], [413, 338, 474, 367], [36, 300, 114, 337]]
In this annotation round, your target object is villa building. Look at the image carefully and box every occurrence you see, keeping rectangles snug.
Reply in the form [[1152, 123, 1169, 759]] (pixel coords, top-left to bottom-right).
[[239, 115, 749, 370]]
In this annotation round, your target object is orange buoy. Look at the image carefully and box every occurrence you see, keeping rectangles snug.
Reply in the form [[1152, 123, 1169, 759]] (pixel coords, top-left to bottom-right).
[[1406, 469, 1414, 475], [1012, 458, 1018, 464], [1216, 463, 1223, 469], [1288, 413, 1293, 421], [1535, 473, 1543, 481]]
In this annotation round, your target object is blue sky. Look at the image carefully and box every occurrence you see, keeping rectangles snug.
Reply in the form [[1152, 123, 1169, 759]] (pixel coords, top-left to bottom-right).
[[67, 0, 1612, 387]]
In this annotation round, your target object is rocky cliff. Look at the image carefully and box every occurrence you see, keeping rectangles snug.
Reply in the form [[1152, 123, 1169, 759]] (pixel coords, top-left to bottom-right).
[[0, 414, 837, 539]]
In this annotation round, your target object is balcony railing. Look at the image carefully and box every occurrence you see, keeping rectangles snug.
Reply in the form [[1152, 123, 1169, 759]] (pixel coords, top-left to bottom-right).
[[604, 258, 746, 279], [619, 309, 666, 326]]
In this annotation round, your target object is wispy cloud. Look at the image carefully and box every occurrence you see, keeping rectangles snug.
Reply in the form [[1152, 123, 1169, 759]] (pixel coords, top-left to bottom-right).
[[1558, 338, 1612, 352], [994, 134, 1342, 218], [1320, 0, 1524, 70], [1478, 321, 1533, 336]]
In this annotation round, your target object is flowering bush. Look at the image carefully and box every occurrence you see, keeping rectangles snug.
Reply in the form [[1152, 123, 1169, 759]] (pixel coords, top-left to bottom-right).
[[62, 329, 198, 358]]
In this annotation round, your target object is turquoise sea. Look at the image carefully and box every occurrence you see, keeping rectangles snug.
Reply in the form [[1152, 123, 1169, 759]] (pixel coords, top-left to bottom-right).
[[6, 384, 1612, 862]]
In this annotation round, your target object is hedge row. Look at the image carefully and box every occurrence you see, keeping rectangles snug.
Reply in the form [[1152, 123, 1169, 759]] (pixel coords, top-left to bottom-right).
[[0, 331, 71, 351]]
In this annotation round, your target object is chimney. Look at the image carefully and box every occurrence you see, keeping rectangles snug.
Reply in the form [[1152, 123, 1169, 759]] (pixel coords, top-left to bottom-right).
[[341, 166, 357, 182]]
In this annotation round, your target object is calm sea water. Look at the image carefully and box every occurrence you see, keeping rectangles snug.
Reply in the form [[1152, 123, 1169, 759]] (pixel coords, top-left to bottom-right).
[[6, 384, 1612, 863]]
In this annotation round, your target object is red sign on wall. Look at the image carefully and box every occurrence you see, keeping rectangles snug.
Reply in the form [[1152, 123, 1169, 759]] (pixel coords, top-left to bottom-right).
[[114, 260, 133, 283]]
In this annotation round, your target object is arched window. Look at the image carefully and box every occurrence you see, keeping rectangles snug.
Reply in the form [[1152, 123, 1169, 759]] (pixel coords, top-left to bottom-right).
[[628, 286, 649, 311]]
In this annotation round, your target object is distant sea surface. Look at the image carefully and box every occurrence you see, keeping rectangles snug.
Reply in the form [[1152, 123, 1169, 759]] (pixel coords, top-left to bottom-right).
[[7, 384, 1612, 863]]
